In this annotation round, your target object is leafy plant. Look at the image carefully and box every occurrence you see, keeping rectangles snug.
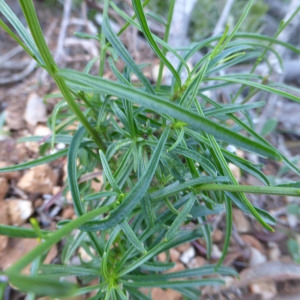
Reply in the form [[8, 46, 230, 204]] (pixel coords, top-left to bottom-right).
[[1, 0, 300, 299]]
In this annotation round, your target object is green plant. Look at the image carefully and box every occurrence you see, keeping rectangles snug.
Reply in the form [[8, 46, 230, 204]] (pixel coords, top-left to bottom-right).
[[0, 0, 300, 299]]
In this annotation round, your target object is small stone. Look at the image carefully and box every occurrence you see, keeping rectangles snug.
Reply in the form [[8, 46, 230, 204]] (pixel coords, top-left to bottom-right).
[[250, 281, 277, 300], [228, 163, 241, 182], [61, 206, 75, 220], [211, 244, 222, 259], [157, 252, 167, 262], [152, 64, 167, 83], [23, 93, 47, 126], [33, 125, 51, 136], [268, 242, 281, 261], [164, 262, 185, 273], [6, 199, 33, 226], [249, 247, 267, 266], [78, 247, 95, 263], [17, 164, 58, 194], [0, 235, 8, 254], [232, 209, 250, 233], [0, 177, 8, 201], [187, 256, 207, 269], [287, 213, 298, 227], [152, 288, 182, 300], [241, 234, 265, 254], [23, 140, 40, 154], [169, 248, 180, 262], [52, 186, 61, 195], [212, 229, 223, 243], [0, 202, 9, 253], [180, 247, 195, 264], [177, 242, 191, 253]]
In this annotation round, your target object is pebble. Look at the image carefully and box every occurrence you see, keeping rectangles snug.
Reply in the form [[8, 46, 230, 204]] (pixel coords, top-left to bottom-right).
[[17, 164, 58, 194], [169, 248, 180, 262], [250, 281, 277, 300], [187, 256, 207, 269], [23, 93, 47, 126], [249, 247, 267, 266], [0, 177, 8, 200], [180, 246, 195, 264], [6, 199, 33, 226], [164, 262, 185, 274], [233, 209, 250, 233], [152, 288, 182, 300], [177, 242, 191, 253]]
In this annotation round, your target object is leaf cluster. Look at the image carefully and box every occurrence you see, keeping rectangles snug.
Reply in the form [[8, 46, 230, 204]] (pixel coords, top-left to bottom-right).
[[0, 0, 300, 299]]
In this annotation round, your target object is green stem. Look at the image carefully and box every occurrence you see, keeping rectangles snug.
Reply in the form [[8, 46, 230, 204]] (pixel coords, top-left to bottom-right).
[[6, 204, 114, 274], [156, 0, 175, 90], [99, 0, 109, 77], [19, 0, 106, 151], [199, 184, 300, 196]]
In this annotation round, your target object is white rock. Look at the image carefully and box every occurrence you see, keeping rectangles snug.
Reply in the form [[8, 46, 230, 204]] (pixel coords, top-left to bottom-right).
[[287, 213, 298, 228], [78, 247, 95, 263], [250, 281, 277, 300], [211, 244, 222, 259], [6, 199, 33, 226], [180, 246, 195, 264], [249, 247, 267, 266], [23, 93, 47, 126], [226, 145, 237, 153], [34, 125, 51, 136]]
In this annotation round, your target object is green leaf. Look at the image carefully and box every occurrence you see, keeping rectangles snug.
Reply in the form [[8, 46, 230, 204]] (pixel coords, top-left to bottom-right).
[[260, 118, 278, 136], [150, 176, 228, 202], [5, 273, 77, 297], [165, 194, 196, 240], [39, 264, 99, 277], [0, 149, 67, 173], [0, 225, 50, 238], [119, 221, 147, 254], [68, 127, 86, 216], [131, 0, 181, 87], [0, 1, 43, 63], [103, 17, 155, 94], [60, 69, 281, 160], [121, 278, 224, 289], [99, 150, 122, 194], [80, 127, 170, 231]]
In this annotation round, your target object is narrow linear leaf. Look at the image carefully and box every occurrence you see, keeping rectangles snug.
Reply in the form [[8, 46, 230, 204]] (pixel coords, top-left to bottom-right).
[[131, 0, 181, 87], [121, 278, 224, 289], [211, 76, 300, 104], [80, 127, 170, 231], [198, 183, 300, 196], [5, 273, 77, 298], [166, 194, 196, 240], [68, 127, 86, 216], [0, 149, 67, 173], [0, 225, 50, 239], [119, 221, 147, 254], [103, 17, 155, 94], [60, 69, 280, 160], [99, 150, 122, 194]]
